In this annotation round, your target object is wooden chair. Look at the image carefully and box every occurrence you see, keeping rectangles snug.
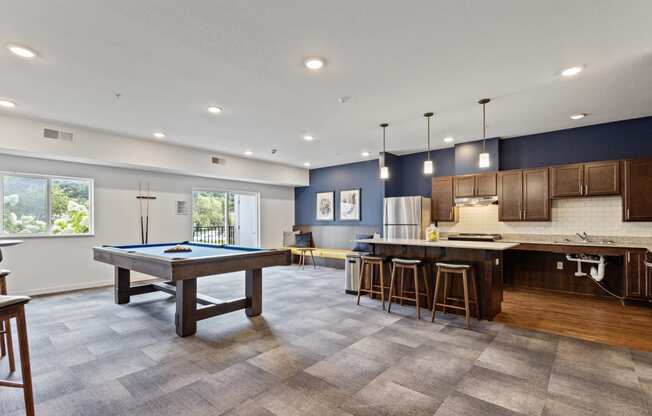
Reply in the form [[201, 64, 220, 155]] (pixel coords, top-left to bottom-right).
[[387, 258, 430, 319], [0, 256, 10, 361], [296, 247, 317, 269], [356, 255, 388, 310], [0, 295, 34, 416], [431, 262, 479, 328]]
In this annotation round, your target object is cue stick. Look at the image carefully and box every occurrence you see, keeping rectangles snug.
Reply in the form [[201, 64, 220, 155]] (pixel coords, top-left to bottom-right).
[[138, 182, 145, 244], [145, 182, 150, 244]]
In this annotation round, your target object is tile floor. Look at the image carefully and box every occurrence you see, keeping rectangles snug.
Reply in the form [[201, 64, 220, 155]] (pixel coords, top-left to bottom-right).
[[1, 265, 652, 415]]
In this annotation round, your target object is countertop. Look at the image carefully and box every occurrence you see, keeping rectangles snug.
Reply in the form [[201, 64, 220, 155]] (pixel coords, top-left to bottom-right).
[[500, 238, 651, 252], [354, 238, 519, 251]]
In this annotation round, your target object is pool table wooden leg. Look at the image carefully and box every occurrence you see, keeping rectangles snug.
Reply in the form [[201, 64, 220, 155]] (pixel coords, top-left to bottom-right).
[[114, 267, 131, 304], [175, 279, 197, 337], [245, 268, 262, 317]]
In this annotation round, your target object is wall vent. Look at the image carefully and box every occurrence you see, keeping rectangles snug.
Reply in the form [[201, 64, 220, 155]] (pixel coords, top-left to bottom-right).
[[211, 156, 226, 165], [175, 201, 188, 215], [43, 128, 74, 142]]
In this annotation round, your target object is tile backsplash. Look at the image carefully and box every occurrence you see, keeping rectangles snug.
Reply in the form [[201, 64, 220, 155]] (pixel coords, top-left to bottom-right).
[[438, 196, 652, 237]]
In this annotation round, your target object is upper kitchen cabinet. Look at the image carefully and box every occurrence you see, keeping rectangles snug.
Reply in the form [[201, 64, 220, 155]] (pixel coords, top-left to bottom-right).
[[551, 160, 620, 198], [454, 175, 476, 198], [454, 173, 496, 198], [431, 176, 457, 222], [475, 172, 498, 196], [550, 163, 583, 198], [498, 168, 550, 222], [523, 168, 550, 221], [585, 160, 620, 196], [624, 158, 652, 221], [498, 170, 523, 221]]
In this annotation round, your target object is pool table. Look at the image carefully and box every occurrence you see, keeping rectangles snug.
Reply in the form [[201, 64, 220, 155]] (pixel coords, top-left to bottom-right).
[[93, 242, 291, 337]]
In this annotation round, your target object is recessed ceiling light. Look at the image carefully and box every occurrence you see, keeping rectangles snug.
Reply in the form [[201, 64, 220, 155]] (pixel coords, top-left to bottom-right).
[[303, 57, 325, 70], [361, 151, 370, 157], [153, 132, 165, 139], [244, 150, 253, 156], [443, 136, 454, 143], [561, 66, 583, 77], [0, 99, 17, 108], [303, 135, 315, 142], [303, 162, 311, 167], [6, 44, 38, 59], [570, 113, 586, 120], [207, 106, 222, 114]]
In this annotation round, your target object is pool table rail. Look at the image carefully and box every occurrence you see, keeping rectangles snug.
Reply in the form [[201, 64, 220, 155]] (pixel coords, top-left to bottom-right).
[[93, 245, 291, 281]]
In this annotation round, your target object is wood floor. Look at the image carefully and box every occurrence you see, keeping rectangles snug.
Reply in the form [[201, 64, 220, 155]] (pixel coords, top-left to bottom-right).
[[497, 287, 652, 352]]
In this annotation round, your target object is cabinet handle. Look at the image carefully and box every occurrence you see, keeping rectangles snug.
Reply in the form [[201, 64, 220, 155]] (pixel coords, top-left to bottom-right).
[[627, 252, 631, 263], [627, 208, 630, 220]]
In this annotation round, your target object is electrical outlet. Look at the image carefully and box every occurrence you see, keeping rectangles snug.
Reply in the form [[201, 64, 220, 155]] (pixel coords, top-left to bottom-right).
[[556, 261, 564, 270]]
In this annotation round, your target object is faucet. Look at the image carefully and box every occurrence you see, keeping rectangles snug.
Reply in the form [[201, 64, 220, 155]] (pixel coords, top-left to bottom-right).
[[576, 232, 590, 242]]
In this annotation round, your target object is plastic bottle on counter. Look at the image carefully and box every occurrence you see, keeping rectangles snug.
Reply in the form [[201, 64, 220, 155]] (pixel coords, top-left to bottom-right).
[[426, 224, 439, 241]]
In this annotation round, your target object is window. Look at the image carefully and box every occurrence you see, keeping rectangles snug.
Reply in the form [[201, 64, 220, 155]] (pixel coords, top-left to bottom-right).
[[1, 173, 93, 237]]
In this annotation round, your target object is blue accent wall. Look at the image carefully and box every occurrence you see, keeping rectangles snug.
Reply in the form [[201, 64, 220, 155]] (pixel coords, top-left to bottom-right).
[[500, 116, 652, 170], [294, 159, 384, 226], [455, 138, 500, 175], [295, 116, 652, 226], [387, 148, 455, 197]]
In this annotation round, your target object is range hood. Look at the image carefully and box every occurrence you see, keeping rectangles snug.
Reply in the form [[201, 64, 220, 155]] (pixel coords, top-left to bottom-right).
[[454, 196, 498, 207]]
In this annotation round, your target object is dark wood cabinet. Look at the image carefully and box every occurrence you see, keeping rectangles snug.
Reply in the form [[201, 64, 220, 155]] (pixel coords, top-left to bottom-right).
[[454, 173, 496, 198], [431, 176, 456, 222], [454, 175, 476, 198], [551, 164, 583, 198], [585, 160, 620, 196], [625, 250, 646, 298], [498, 170, 523, 221], [523, 168, 550, 221], [499, 168, 549, 222], [624, 158, 652, 221], [475, 173, 497, 196], [551, 161, 620, 198]]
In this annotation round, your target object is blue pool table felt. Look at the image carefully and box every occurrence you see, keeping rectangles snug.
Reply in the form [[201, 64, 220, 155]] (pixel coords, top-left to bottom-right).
[[109, 242, 264, 259]]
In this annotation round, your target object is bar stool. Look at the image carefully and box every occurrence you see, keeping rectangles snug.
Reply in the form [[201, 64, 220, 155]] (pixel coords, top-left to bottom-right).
[[0, 295, 34, 416], [431, 262, 479, 329], [356, 255, 388, 310], [387, 258, 430, 319]]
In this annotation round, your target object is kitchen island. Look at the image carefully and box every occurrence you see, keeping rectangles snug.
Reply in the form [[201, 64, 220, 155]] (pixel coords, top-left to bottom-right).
[[355, 238, 519, 320]]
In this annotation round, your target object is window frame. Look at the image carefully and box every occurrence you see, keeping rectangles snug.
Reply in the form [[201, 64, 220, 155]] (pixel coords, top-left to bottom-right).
[[0, 171, 95, 238]]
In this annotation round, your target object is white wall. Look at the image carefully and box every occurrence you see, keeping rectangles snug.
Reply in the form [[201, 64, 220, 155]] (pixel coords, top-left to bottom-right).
[[439, 196, 652, 237], [0, 154, 294, 295], [0, 113, 309, 187]]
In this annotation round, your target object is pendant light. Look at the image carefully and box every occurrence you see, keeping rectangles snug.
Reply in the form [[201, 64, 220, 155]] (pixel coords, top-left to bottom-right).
[[423, 112, 435, 175], [379, 123, 389, 180], [478, 98, 491, 168]]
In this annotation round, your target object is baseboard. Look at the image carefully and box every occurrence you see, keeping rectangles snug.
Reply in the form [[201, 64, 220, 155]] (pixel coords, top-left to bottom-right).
[[13, 276, 156, 297]]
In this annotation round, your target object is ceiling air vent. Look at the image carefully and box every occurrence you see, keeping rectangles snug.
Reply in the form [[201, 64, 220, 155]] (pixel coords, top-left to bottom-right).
[[211, 156, 226, 165], [43, 128, 74, 142]]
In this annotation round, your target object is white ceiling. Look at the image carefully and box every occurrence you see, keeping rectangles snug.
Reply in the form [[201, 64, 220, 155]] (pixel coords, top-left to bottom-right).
[[1, 0, 652, 169]]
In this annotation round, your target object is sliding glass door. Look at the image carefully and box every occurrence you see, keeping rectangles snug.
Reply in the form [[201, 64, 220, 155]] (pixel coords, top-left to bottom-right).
[[192, 190, 259, 247]]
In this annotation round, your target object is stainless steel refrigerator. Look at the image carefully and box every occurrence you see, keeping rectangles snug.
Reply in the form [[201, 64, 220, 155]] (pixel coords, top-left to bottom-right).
[[383, 196, 431, 239]]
